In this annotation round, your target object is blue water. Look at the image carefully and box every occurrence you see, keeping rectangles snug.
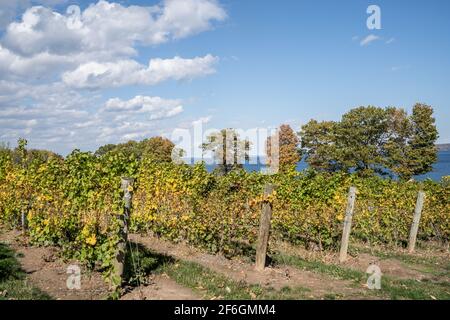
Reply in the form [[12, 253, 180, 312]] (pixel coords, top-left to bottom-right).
[[202, 151, 450, 181], [415, 151, 450, 181]]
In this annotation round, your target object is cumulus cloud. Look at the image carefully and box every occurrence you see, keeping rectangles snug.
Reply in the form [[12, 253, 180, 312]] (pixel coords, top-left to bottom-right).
[[62, 54, 218, 89], [0, 92, 185, 153], [360, 34, 380, 46], [0, 44, 73, 80], [0, 0, 69, 29], [192, 116, 211, 126], [2, 0, 226, 57], [155, 0, 227, 39], [0, 0, 226, 154], [103, 95, 183, 120]]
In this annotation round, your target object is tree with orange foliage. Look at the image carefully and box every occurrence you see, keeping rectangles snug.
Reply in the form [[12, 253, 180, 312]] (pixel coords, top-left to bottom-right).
[[266, 124, 301, 172]]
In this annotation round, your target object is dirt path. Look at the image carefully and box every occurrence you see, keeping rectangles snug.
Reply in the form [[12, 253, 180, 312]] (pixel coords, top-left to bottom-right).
[[4, 227, 443, 300], [130, 234, 377, 299], [0, 229, 110, 300], [0, 229, 201, 300], [276, 241, 450, 282], [121, 274, 200, 300]]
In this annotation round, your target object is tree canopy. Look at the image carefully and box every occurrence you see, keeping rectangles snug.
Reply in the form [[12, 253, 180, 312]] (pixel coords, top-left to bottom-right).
[[202, 128, 250, 175], [266, 124, 301, 172], [95, 136, 175, 162], [300, 104, 439, 180]]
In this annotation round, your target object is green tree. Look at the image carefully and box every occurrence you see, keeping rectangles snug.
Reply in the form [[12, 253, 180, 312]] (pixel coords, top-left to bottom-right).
[[337, 106, 390, 176], [300, 120, 341, 172], [384, 104, 438, 180], [384, 108, 414, 179], [0, 142, 12, 178], [202, 129, 250, 175], [300, 104, 439, 179], [95, 136, 175, 162], [94, 144, 117, 157], [405, 103, 438, 178]]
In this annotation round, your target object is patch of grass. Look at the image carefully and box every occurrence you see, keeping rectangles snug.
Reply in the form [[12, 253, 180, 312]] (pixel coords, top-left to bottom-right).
[[158, 259, 312, 300], [123, 242, 174, 287], [273, 253, 364, 283], [158, 259, 262, 299], [125, 244, 312, 300], [0, 242, 51, 300], [274, 252, 450, 300], [0, 242, 22, 281], [351, 244, 446, 268], [381, 277, 450, 300], [0, 279, 51, 300], [351, 245, 450, 278]]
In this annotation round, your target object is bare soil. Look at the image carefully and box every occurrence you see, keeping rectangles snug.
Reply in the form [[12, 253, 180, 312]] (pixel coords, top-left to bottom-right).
[[2, 226, 446, 300], [129, 234, 376, 299], [275, 241, 450, 282], [0, 229, 109, 300], [0, 229, 199, 300], [121, 274, 200, 300]]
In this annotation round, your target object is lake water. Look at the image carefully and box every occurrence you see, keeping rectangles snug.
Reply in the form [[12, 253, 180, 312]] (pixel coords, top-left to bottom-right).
[[202, 151, 450, 181], [415, 151, 450, 181]]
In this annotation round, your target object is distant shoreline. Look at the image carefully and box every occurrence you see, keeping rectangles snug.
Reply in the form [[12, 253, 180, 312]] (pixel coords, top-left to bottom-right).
[[437, 143, 450, 151]]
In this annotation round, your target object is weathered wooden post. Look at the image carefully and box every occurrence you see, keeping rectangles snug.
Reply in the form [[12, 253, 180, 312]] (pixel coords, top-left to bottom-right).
[[21, 209, 27, 234], [113, 177, 134, 286], [21, 200, 31, 235], [408, 191, 425, 253], [339, 186, 357, 263], [255, 184, 274, 271]]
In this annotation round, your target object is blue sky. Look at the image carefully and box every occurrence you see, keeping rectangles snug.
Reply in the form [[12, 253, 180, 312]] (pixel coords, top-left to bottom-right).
[[0, 0, 449, 155]]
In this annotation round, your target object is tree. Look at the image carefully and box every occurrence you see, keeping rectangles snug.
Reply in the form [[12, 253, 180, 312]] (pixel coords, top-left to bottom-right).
[[266, 124, 301, 172], [337, 106, 390, 176], [384, 108, 414, 179], [202, 129, 250, 175], [300, 120, 341, 172], [94, 136, 175, 162], [9, 138, 62, 166], [303, 106, 392, 175], [300, 104, 439, 179], [408, 103, 439, 175], [94, 144, 117, 157], [140, 136, 176, 162], [384, 104, 438, 180]]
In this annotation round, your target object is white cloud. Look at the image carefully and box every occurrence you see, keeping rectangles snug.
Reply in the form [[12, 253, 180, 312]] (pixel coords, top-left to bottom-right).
[[360, 34, 380, 46], [0, 1, 226, 154], [0, 92, 185, 153], [0, 0, 68, 29], [386, 37, 395, 44], [104, 95, 183, 120], [62, 54, 218, 89], [391, 65, 410, 72], [2, 0, 226, 57], [35, 0, 68, 4], [155, 0, 227, 39], [192, 116, 211, 126], [0, 44, 73, 80], [0, 1, 224, 83]]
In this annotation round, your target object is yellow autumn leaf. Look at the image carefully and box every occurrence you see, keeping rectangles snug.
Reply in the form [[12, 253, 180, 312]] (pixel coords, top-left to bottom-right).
[[85, 234, 97, 246]]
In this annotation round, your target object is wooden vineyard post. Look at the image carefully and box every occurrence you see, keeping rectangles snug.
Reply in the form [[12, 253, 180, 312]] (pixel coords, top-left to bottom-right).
[[408, 191, 425, 253], [21, 200, 31, 235], [339, 186, 357, 263], [255, 184, 274, 271], [21, 209, 27, 235], [113, 177, 134, 287]]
